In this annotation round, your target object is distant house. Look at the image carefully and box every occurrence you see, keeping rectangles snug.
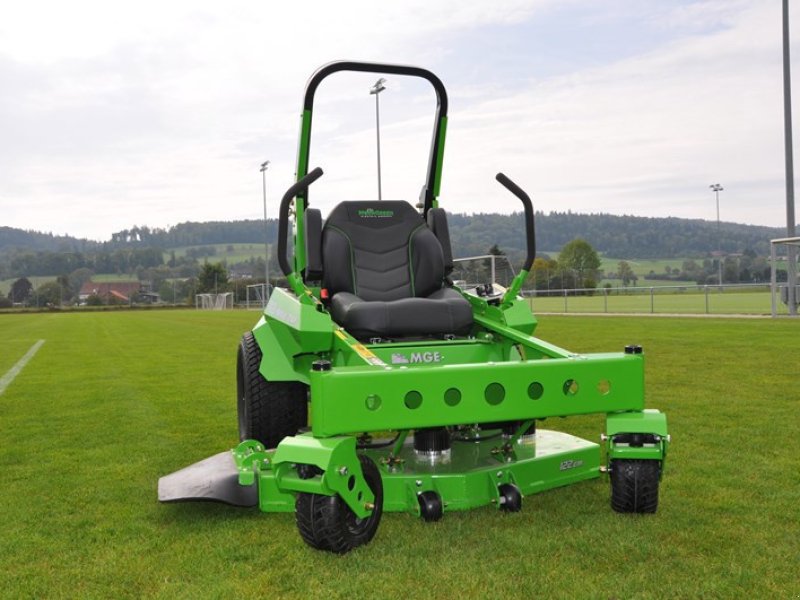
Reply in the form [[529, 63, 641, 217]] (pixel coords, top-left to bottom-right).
[[78, 281, 158, 304]]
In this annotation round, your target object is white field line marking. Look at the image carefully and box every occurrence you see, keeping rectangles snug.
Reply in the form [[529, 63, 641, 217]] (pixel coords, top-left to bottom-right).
[[0, 340, 45, 395]]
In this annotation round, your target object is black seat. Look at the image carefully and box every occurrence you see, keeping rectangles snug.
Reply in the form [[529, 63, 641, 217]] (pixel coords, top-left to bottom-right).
[[318, 201, 473, 339]]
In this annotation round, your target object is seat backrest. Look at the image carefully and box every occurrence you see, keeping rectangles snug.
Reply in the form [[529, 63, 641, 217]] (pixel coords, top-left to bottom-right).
[[321, 201, 445, 301]]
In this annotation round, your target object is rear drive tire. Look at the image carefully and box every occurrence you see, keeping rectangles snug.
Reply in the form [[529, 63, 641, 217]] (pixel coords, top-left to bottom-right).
[[237, 331, 308, 448], [610, 459, 660, 513], [296, 455, 383, 553]]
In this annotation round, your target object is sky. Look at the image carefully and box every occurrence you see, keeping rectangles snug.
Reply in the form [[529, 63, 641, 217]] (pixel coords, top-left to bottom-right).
[[1, 0, 798, 241]]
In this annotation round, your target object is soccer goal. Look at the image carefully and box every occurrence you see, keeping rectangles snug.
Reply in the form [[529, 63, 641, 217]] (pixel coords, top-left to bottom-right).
[[195, 292, 234, 310], [770, 236, 799, 317], [452, 254, 517, 290], [245, 283, 273, 309]]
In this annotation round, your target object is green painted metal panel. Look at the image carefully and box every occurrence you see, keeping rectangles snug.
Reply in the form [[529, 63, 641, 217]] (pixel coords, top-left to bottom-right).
[[293, 110, 313, 274], [373, 430, 600, 513], [608, 446, 664, 460], [606, 409, 668, 437], [236, 430, 601, 515], [296, 109, 312, 180], [252, 320, 300, 382], [605, 409, 669, 464], [270, 433, 375, 518], [309, 353, 645, 436], [253, 288, 334, 382], [366, 338, 506, 366], [499, 295, 538, 335], [432, 116, 447, 198], [257, 471, 296, 513]]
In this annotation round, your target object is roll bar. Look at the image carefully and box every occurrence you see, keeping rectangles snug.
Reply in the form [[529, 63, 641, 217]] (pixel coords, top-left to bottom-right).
[[298, 61, 449, 215]]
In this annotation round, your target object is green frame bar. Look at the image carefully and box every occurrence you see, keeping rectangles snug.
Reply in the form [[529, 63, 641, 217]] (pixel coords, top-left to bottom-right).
[[309, 353, 644, 437]]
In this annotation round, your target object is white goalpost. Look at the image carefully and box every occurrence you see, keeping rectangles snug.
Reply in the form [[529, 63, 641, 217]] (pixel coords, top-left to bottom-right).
[[451, 254, 517, 290], [770, 236, 799, 317], [245, 283, 272, 309], [195, 292, 234, 310]]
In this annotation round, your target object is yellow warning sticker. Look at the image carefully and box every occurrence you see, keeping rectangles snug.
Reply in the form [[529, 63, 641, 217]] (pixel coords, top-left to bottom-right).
[[352, 343, 386, 367]]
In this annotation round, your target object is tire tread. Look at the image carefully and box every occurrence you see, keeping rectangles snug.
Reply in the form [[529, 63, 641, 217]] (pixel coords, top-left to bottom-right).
[[238, 331, 307, 447], [610, 459, 660, 513]]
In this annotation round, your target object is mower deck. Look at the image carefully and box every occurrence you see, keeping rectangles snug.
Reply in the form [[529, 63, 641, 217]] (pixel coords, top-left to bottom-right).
[[369, 430, 599, 514], [158, 429, 600, 514]]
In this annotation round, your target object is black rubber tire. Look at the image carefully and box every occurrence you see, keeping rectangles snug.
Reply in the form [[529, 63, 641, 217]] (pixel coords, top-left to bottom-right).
[[296, 455, 384, 554], [237, 331, 308, 448], [417, 491, 443, 522], [610, 459, 660, 513], [498, 483, 522, 512]]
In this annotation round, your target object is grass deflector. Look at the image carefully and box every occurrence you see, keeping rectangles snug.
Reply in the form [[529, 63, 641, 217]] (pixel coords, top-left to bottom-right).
[[158, 61, 670, 553]]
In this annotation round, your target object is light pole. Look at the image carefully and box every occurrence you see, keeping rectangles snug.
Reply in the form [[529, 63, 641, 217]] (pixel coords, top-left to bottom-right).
[[370, 78, 386, 200], [260, 160, 270, 303], [710, 183, 724, 285], [782, 0, 797, 314]]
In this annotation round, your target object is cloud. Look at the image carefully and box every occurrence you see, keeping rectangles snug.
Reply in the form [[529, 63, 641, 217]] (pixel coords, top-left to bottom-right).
[[0, 0, 797, 240]]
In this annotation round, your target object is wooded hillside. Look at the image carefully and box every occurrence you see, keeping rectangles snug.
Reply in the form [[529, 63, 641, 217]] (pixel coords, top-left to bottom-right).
[[1, 212, 787, 279]]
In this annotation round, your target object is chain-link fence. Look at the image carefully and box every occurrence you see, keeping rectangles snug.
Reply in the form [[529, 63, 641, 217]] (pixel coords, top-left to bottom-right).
[[522, 283, 791, 316]]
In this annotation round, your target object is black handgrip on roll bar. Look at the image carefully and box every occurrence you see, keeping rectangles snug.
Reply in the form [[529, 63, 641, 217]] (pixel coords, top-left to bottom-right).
[[278, 167, 324, 277], [495, 173, 536, 272]]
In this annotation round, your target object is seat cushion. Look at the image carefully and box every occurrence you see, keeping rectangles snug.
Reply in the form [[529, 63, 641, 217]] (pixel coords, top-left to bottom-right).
[[330, 287, 473, 339], [322, 201, 445, 301]]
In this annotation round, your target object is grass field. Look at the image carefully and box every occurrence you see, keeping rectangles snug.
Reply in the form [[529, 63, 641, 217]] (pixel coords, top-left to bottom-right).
[[599, 256, 687, 278], [0, 276, 55, 296], [1, 310, 798, 598], [167, 243, 267, 265], [529, 288, 786, 315]]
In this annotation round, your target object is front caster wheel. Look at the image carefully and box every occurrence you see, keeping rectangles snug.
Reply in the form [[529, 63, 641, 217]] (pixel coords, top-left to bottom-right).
[[610, 459, 660, 513], [418, 491, 443, 522], [498, 483, 522, 512], [295, 455, 383, 553]]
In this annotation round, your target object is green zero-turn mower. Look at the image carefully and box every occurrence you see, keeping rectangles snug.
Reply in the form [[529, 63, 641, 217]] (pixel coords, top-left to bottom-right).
[[159, 61, 670, 554]]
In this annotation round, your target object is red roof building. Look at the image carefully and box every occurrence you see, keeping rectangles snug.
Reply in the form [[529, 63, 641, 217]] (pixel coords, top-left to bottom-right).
[[79, 281, 142, 303]]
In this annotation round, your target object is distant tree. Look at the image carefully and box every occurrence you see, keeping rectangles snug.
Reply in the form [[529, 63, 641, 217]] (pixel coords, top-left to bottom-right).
[[86, 294, 104, 306], [530, 256, 558, 290], [0, 297, 12, 309], [34, 281, 63, 306], [9, 277, 33, 303], [197, 262, 228, 294], [723, 256, 739, 283], [56, 274, 73, 303], [68, 267, 94, 299], [558, 238, 601, 289], [617, 261, 636, 287]]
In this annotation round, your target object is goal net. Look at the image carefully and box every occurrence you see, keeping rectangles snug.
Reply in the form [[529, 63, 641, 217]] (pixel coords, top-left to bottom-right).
[[452, 254, 517, 290], [195, 292, 234, 310], [770, 236, 799, 317], [245, 283, 272, 309]]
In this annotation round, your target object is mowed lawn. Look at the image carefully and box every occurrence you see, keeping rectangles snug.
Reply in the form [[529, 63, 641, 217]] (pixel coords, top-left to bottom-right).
[[530, 289, 783, 315], [0, 310, 797, 598]]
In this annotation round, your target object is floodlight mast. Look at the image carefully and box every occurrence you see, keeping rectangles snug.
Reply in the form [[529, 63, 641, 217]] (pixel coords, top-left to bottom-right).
[[370, 78, 386, 201], [783, 0, 797, 314], [709, 183, 724, 285], [260, 160, 271, 300]]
